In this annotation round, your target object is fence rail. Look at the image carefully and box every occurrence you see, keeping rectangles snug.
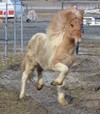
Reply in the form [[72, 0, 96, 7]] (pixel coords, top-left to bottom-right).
[[0, 1, 100, 58], [61, 1, 100, 9]]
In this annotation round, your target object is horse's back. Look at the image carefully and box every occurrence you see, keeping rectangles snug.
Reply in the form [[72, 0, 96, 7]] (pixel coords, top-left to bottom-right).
[[29, 33, 47, 44]]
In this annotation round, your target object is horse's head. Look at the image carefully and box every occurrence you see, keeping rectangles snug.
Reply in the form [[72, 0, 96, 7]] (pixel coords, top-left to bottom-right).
[[64, 8, 84, 44], [47, 8, 84, 45]]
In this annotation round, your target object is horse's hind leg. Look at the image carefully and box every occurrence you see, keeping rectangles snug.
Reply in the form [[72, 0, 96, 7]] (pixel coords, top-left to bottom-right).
[[36, 65, 45, 90], [51, 63, 68, 86], [20, 62, 35, 99]]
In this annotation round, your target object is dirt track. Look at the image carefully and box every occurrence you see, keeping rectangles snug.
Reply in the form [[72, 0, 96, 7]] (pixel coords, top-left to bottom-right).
[[0, 39, 100, 114]]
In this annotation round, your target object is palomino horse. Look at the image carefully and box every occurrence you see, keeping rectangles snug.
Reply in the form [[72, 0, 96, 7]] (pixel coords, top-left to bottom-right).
[[20, 8, 84, 105]]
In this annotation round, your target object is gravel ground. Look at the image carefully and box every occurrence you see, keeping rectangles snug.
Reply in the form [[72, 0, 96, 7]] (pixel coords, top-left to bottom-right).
[[0, 39, 100, 114]]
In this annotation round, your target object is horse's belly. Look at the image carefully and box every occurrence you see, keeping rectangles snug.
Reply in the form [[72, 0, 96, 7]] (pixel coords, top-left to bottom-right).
[[37, 54, 50, 70]]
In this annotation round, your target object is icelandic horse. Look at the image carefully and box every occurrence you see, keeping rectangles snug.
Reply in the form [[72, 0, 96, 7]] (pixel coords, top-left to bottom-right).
[[20, 7, 84, 105]]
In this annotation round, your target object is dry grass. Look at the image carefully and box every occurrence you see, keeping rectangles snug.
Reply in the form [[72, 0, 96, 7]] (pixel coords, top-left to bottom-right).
[[0, 52, 24, 73]]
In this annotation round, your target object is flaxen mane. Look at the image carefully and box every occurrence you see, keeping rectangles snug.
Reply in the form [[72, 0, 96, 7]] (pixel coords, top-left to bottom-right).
[[47, 8, 83, 38]]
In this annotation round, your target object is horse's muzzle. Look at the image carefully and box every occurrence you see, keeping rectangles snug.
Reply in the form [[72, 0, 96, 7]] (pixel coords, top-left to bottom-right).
[[75, 39, 81, 45], [75, 39, 81, 55]]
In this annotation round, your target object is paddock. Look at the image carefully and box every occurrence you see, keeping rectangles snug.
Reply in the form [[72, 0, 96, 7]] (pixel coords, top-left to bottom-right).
[[0, 1, 100, 114]]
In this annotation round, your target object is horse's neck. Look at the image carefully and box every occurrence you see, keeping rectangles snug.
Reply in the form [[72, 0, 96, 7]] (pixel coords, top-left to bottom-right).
[[46, 34, 75, 56], [46, 32, 75, 52], [62, 35, 75, 54]]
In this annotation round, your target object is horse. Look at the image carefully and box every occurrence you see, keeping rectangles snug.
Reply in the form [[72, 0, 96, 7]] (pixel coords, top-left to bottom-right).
[[20, 7, 84, 105], [26, 10, 38, 22]]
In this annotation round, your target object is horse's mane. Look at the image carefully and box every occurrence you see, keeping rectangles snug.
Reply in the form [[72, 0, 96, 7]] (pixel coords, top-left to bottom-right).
[[46, 8, 83, 38]]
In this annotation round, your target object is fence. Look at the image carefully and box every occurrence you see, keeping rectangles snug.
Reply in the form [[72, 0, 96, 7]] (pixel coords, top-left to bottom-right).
[[0, 2, 24, 58], [0, 0, 100, 59]]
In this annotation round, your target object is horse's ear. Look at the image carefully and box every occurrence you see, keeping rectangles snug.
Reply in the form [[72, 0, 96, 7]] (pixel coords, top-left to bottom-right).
[[79, 10, 84, 16]]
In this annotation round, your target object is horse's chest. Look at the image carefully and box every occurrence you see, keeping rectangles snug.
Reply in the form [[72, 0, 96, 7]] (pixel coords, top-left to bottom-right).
[[60, 53, 75, 67], [52, 49, 75, 67]]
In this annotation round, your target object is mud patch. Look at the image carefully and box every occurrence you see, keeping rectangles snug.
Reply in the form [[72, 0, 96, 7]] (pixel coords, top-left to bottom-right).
[[0, 88, 48, 114]]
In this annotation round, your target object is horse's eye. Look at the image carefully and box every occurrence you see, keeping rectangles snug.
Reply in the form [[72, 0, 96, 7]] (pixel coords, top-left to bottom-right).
[[70, 24, 74, 27]]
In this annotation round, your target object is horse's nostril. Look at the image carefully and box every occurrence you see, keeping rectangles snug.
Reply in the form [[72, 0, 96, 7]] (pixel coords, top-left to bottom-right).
[[75, 39, 81, 44]]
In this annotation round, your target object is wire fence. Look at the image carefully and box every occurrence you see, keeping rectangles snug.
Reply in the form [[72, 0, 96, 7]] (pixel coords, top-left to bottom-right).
[[0, 0, 100, 59]]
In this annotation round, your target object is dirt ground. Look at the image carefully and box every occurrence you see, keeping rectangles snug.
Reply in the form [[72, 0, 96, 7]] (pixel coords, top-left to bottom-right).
[[0, 39, 100, 114]]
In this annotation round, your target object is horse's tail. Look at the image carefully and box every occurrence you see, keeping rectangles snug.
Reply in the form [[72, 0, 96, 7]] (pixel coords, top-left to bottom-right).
[[21, 57, 26, 72]]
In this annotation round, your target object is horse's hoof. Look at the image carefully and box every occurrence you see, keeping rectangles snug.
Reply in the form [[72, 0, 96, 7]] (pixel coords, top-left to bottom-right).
[[19, 93, 25, 99], [58, 98, 68, 106], [19, 95, 31, 101], [19, 93, 27, 100], [36, 84, 44, 90], [51, 80, 63, 86]]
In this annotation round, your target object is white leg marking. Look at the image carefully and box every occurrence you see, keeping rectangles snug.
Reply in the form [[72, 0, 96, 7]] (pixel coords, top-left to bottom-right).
[[37, 78, 45, 90], [38, 78, 44, 86], [57, 80, 68, 105], [37, 67, 45, 90]]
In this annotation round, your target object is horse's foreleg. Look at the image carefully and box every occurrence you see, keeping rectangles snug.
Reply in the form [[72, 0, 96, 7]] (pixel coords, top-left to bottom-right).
[[57, 80, 68, 105], [51, 63, 69, 86], [36, 65, 45, 90]]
